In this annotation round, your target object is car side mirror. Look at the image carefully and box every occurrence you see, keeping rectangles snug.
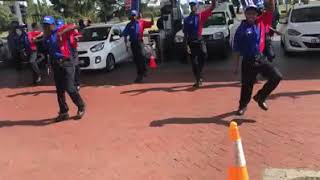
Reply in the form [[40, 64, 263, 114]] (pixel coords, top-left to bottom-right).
[[279, 18, 288, 24], [228, 19, 234, 25], [111, 35, 121, 41]]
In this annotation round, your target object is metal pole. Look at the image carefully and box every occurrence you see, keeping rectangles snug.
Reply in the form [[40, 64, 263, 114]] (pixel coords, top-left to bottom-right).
[[285, 0, 288, 11], [14, 1, 23, 25]]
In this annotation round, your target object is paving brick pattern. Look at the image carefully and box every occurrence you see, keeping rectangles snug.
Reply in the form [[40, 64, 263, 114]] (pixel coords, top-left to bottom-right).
[[1, 52, 320, 179]]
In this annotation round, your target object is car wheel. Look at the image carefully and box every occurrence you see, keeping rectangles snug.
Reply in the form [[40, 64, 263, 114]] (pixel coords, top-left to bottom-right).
[[106, 54, 116, 72]]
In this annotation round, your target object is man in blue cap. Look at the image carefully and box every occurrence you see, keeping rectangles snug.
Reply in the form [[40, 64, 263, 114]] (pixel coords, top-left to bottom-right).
[[55, 18, 81, 91], [183, 0, 216, 88], [233, 0, 282, 115], [121, 10, 154, 83], [43, 16, 86, 121], [56, 18, 65, 28]]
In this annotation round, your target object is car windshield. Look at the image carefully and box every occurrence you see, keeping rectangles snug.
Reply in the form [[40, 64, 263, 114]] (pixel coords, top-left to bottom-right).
[[204, 12, 226, 27], [80, 27, 111, 42], [291, 7, 320, 23]]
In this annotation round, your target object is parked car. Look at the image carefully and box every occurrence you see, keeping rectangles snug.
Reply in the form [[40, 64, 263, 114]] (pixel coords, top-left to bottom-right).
[[0, 38, 11, 64], [77, 23, 132, 71], [280, 3, 320, 55], [174, 2, 236, 60]]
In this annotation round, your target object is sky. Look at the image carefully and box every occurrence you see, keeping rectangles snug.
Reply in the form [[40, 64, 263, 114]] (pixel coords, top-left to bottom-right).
[[33, 0, 52, 5]]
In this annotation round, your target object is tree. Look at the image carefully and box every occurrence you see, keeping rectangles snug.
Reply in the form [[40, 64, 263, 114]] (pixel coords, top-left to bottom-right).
[[0, 5, 12, 32], [49, 0, 97, 18], [96, 0, 125, 22]]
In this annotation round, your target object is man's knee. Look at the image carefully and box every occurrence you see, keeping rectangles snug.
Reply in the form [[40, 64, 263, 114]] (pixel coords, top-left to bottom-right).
[[65, 83, 77, 94], [271, 69, 283, 83]]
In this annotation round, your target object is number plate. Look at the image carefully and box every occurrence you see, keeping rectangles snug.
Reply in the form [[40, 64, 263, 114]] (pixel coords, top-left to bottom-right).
[[311, 39, 320, 43]]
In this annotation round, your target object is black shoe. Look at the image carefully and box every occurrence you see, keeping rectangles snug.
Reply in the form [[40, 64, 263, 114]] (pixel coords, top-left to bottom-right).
[[75, 108, 86, 120], [193, 82, 200, 88], [55, 112, 69, 122], [33, 76, 41, 85], [36, 76, 42, 83], [193, 79, 203, 88], [134, 77, 143, 83], [236, 107, 247, 116], [253, 95, 268, 111]]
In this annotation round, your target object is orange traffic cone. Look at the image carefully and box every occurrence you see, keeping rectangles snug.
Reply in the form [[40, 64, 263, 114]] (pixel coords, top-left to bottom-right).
[[228, 121, 249, 180], [149, 55, 157, 69]]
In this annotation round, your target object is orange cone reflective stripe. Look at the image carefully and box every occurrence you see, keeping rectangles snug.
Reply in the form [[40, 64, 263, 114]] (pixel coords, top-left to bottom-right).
[[228, 121, 249, 180]]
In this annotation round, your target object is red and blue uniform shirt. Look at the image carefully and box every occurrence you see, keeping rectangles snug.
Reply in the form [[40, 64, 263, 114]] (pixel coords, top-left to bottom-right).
[[233, 10, 273, 58], [58, 24, 81, 57], [121, 19, 153, 43], [27, 31, 42, 51], [183, 7, 212, 42], [46, 25, 73, 60], [46, 24, 79, 60]]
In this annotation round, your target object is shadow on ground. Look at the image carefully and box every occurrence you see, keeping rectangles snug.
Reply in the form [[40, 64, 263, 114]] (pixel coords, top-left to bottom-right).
[[0, 116, 79, 128], [7, 90, 56, 97], [150, 111, 256, 127], [269, 90, 320, 100], [121, 82, 241, 96]]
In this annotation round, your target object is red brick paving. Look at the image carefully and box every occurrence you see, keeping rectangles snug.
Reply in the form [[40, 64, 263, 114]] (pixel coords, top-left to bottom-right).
[[0, 60, 320, 180]]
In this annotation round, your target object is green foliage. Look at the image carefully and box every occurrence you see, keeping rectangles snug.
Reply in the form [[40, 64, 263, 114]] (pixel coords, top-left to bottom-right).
[[0, 5, 12, 32], [2, 0, 157, 26]]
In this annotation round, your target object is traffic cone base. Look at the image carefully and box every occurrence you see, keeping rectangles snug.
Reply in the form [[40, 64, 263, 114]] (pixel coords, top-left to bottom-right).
[[149, 55, 157, 69], [228, 167, 249, 180]]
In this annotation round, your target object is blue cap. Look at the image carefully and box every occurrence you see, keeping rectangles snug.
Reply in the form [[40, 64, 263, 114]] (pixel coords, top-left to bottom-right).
[[245, 4, 258, 12], [43, 16, 55, 25], [56, 18, 65, 27], [189, 0, 198, 5], [131, 10, 138, 16]]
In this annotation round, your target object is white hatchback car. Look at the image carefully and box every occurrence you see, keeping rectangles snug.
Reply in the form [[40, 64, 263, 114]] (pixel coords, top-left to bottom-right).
[[280, 3, 320, 54], [77, 23, 132, 71]]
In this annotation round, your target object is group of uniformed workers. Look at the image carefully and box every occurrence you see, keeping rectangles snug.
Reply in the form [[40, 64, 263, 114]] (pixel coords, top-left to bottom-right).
[[7, 0, 284, 120]]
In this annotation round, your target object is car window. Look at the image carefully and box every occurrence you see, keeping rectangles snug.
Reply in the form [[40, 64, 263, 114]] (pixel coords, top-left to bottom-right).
[[204, 12, 227, 27], [112, 26, 121, 36], [119, 25, 126, 32], [291, 6, 320, 23], [80, 27, 111, 42]]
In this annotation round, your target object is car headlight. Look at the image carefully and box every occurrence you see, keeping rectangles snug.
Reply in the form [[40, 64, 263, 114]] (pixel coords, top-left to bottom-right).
[[287, 29, 301, 36], [95, 56, 102, 64], [213, 32, 224, 40], [90, 42, 105, 52], [175, 36, 184, 43]]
